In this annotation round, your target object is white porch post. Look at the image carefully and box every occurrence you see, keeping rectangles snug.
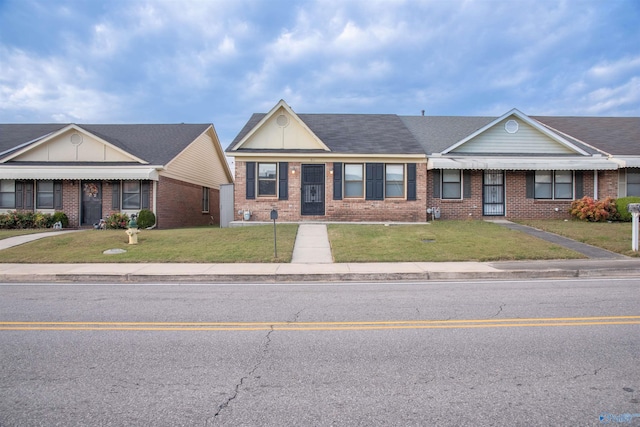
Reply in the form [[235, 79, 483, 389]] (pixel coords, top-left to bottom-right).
[[629, 204, 640, 252], [593, 170, 598, 199]]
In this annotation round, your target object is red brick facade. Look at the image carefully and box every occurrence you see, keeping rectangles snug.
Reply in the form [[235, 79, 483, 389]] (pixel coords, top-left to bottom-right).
[[234, 161, 428, 222], [234, 161, 621, 222], [156, 175, 219, 229]]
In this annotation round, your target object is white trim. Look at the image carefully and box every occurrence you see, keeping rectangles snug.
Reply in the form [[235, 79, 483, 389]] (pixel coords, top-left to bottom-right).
[[427, 157, 618, 170], [1, 124, 149, 164], [229, 100, 331, 152], [0, 166, 161, 180], [442, 109, 590, 156]]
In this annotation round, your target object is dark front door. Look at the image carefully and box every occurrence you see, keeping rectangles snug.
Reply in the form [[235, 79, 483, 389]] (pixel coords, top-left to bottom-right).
[[301, 165, 325, 216], [483, 171, 505, 216], [82, 181, 103, 226]]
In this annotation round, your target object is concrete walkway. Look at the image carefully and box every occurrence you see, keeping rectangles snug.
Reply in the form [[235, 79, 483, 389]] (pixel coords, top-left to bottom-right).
[[0, 230, 83, 250], [489, 220, 627, 259], [291, 224, 333, 263]]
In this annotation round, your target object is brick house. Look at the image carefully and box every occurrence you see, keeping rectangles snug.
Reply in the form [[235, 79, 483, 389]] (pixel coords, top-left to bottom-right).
[[0, 123, 233, 228], [228, 100, 639, 222]]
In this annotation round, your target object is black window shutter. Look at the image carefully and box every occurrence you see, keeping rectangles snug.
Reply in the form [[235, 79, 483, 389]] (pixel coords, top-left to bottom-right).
[[25, 182, 34, 210], [54, 181, 63, 210], [463, 170, 472, 199], [365, 163, 384, 200], [432, 170, 441, 199], [333, 162, 343, 200], [278, 162, 288, 200], [15, 182, 23, 209], [141, 182, 150, 209], [525, 171, 535, 199], [407, 163, 417, 200], [246, 162, 256, 200], [575, 171, 584, 199], [112, 181, 120, 209]]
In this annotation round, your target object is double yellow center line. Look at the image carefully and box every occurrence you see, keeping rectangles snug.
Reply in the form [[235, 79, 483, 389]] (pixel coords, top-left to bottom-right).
[[1, 316, 639, 331]]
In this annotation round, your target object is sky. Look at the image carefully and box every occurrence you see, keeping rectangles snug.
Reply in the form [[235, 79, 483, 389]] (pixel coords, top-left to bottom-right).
[[1, 0, 639, 156]]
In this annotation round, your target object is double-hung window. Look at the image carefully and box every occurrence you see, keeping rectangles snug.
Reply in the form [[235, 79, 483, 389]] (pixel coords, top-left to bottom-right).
[[628, 169, 640, 196], [442, 170, 462, 199], [385, 164, 404, 198], [535, 171, 573, 199], [344, 164, 364, 197], [123, 181, 141, 209], [36, 181, 54, 209], [0, 180, 15, 209], [258, 163, 277, 196]]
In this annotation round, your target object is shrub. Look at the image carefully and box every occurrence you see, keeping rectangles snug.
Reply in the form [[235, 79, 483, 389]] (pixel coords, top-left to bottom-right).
[[52, 212, 69, 228], [33, 212, 51, 228], [570, 196, 617, 222], [615, 196, 640, 222], [136, 209, 156, 229], [105, 212, 130, 229]]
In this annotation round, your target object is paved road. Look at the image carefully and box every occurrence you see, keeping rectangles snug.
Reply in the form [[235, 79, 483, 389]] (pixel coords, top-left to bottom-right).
[[1, 278, 639, 426]]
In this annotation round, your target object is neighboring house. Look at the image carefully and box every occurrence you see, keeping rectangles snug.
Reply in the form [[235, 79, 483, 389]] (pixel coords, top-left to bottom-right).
[[0, 123, 233, 228], [227, 100, 639, 222]]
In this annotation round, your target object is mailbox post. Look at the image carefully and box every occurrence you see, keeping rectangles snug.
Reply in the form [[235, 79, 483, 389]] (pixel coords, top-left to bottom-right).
[[629, 203, 640, 252], [270, 209, 278, 258]]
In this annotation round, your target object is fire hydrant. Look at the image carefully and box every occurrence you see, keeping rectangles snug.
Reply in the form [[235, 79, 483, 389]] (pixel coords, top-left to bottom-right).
[[125, 215, 139, 245]]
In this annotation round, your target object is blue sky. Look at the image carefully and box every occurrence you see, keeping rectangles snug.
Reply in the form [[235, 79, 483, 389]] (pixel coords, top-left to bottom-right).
[[1, 0, 639, 152]]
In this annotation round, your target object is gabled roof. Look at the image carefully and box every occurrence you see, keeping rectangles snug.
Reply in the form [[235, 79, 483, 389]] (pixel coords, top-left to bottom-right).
[[0, 123, 212, 165], [228, 109, 424, 155]]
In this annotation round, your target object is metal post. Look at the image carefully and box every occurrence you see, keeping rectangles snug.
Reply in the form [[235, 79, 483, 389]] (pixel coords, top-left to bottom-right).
[[632, 212, 639, 252], [628, 204, 640, 252], [270, 209, 278, 258]]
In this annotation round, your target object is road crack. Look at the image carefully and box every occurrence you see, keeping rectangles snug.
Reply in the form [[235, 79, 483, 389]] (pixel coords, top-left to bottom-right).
[[210, 325, 274, 424], [492, 303, 505, 318]]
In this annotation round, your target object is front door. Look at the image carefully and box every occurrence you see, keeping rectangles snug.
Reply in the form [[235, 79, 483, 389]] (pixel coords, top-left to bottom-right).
[[483, 171, 505, 216], [301, 165, 325, 216], [82, 181, 103, 226]]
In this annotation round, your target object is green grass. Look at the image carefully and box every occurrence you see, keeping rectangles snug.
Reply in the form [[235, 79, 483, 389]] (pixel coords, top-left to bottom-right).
[[0, 225, 298, 263], [516, 219, 639, 257], [328, 221, 585, 262]]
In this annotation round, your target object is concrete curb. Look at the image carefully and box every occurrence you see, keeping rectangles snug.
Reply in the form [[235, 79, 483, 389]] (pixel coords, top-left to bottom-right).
[[1, 266, 639, 283]]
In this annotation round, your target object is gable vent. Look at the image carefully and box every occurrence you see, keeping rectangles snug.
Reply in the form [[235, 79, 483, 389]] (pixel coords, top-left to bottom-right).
[[505, 120, 519, 134], [70, 133, 83, 145], [276, 114, 290, 127]]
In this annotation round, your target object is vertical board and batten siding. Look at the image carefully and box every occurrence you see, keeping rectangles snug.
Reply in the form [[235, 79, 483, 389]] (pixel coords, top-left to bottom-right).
[[219, 183, 234, 228], [162, 131, 231, 189], [239, 108, 325, 150], [451, 118, 576, 155], [14, 130, 134, 162]]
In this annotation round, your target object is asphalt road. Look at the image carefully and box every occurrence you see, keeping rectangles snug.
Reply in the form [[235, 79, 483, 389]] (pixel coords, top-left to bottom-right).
[[1, 278, 639, 426]]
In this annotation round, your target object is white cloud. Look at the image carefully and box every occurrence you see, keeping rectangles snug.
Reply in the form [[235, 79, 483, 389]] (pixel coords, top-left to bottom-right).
[[588, 56, 640, 80]]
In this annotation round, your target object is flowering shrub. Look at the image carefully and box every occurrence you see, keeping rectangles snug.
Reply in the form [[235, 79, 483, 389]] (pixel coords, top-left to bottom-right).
[[105, 212, 130, 229], [569, 196, 617, 222], [0, 211, 59, 229]]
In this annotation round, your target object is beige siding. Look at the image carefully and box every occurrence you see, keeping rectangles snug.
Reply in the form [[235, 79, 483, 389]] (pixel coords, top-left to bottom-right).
[[452, 117, 576, 154], [15, 130, 134, 162], [162, 130, 232, 189], [241, 107, 325, 150]]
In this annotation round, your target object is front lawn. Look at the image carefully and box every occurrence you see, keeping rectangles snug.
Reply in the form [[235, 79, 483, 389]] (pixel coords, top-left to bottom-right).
[[516, 220, 638, 257], [328, 221, 584, 262], [0, 225, 298, 263]]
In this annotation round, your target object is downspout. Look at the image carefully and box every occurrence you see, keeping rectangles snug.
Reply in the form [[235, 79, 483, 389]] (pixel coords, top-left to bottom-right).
[[593, 170, 598, 199]]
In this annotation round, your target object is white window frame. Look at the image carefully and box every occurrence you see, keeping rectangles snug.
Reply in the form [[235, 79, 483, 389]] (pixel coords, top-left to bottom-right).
[[257, 163, 277, 197], [441, 170, 462, 200], [344, 163, 364, 198], [385, 164, 405, 198], [535, 171, 573, 200]]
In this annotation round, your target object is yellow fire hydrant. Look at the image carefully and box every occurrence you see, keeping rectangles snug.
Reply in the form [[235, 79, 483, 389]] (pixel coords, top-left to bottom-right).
[[125, 216, 139, 245]]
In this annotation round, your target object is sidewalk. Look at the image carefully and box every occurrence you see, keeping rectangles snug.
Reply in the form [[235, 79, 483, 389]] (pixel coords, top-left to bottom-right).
[[0, 224, 638, 283]]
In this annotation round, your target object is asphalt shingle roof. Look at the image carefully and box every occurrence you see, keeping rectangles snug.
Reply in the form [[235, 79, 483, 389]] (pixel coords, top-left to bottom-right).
[[228, 113, 425, 155], [0, 123, 212, 164]]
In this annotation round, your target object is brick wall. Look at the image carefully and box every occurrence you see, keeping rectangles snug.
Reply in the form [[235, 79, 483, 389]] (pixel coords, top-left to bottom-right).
[[234, 161, 428, 222], [156, 175, 218, 228], [426, 170, 620, 220], [61, 181, 80, 227]]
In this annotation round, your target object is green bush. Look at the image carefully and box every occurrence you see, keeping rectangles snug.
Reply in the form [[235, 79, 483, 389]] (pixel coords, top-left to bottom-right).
[[0, 211, 65, 229], [105, 212, 130, 229], [136, 209, 156, 229], [52, 212, 69, 228], [615, 196, 640, 222]]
